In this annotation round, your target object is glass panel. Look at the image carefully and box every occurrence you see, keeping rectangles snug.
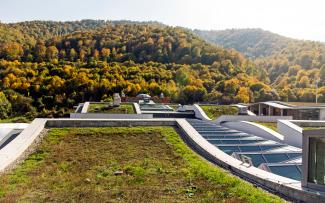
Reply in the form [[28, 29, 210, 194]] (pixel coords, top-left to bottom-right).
[[287, 153, 302, 159], [218, 146, 240, 154], [260, 145, 282, 151], [223, 136, 244, 139], [239, 146, 261, 152], [264, 154, 289, 163], [221, 140, 241, 144], [208, 140, 222, 144], [203, 136, 224, 139], [245, 154, 266, 167], [204, 136, 225, 139], [308, 137, 325, 185], [240, 140, 263, 144], [269, 165, 301, 181]]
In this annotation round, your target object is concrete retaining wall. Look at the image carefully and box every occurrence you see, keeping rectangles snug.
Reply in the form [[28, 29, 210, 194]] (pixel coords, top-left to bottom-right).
[[193, 104, 211, 120], [216, 115, 292, 124], [81, 102, 90, 113], [0, 119, 47, 173], [133, 103, 141, 114], [222, 121, 284, 143], [179, 104, 211, 120], [70, 113, 152, 119], [277, 120, 303, 148]]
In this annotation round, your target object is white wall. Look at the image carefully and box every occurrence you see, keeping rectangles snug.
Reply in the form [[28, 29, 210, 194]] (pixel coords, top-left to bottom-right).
[[320, 109, 325, 120], [0, 123, 29, 140], [277, 120, 303, 148], [133, 103, 141, 114], [81, 102, 90, 113], [215, 115, 292, 124], [222, 121, 284, 143]]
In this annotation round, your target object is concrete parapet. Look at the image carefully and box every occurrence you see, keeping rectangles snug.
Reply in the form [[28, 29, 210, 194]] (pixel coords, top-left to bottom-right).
[[216, 115, 292, 124], [179, 104, 211, 120], [0, 119, 47, 173], [81, 102, 90, 113], [70, 113, 152, 119], [133, 103, 141, 114], [222, 121, 284, 143], [277, 120, 303, 148]]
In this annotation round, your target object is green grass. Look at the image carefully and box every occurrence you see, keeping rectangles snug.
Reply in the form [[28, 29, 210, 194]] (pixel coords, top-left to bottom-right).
[[0, 127, 283, 202], [0, 116, 30, 123], [200, 105, 238, 120], [255, 122, 277, 132], [88, 103, 135, 114], [303, 127, 325, 130]]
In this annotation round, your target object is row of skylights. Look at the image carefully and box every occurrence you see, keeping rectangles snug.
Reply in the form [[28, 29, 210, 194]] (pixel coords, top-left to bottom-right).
[[186, 119, 303, 181]]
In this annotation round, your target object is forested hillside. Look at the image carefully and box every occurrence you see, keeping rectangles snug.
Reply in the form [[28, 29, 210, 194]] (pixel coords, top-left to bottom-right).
[[0, 20, 274, 119], [195, 28, 325, 102], [194, 28, 293, 58]]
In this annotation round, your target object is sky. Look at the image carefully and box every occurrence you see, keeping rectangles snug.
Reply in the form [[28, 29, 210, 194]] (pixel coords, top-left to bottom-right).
[[0, 0, 325, 41]]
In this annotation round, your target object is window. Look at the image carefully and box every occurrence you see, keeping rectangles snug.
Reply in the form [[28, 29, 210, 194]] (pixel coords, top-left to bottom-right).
[[221, 140, 241, 144], [209, 140, 222, 144], [207, 136, 225, 139], [269, 165, 301, 181], [308, 137, 325, 185], [218, 146, 240, 154], [287, 153, 302, 159], [260, 145, 281, 151], [240, 140, 263, 144], [264, 154, 288, 163], [245, 154, 266, 167], [239, 146, 261, 152]]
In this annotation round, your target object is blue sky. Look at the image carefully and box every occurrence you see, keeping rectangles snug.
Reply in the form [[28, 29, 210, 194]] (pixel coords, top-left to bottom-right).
[[1, 0, 325, 41]]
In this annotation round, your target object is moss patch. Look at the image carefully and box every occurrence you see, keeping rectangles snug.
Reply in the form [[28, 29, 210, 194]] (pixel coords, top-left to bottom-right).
[[88, 103, 135, 114], [0, 127, 283, 202], [0, 116, 30, 123], [200, 105, 238, 120], [255, 122, 277, 132]]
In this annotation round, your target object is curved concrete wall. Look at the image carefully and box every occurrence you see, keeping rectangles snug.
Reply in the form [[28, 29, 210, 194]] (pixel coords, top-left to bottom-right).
[[277, 120, 303, 148], [0, 119, 47, 173], [222, 121, 284, 143], [193, 104, 211, 120], [215, 115, 292, 124], [133, 103, 141, 114]]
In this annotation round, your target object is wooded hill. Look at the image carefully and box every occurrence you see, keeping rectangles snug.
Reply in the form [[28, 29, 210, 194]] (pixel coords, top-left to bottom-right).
[[195, 28, 325, 102], [0, 20, 273, 119]]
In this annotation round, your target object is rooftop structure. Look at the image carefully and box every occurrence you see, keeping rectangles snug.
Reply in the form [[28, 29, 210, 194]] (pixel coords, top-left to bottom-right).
[[2, 104, 325, 202], [138, 100, 174, 112], [248, 101, 325, 120], [302, 128, 325, 191]]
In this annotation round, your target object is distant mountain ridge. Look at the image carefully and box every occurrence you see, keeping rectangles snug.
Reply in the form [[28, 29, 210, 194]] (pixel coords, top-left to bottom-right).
[[194, 28, 303, 58]]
